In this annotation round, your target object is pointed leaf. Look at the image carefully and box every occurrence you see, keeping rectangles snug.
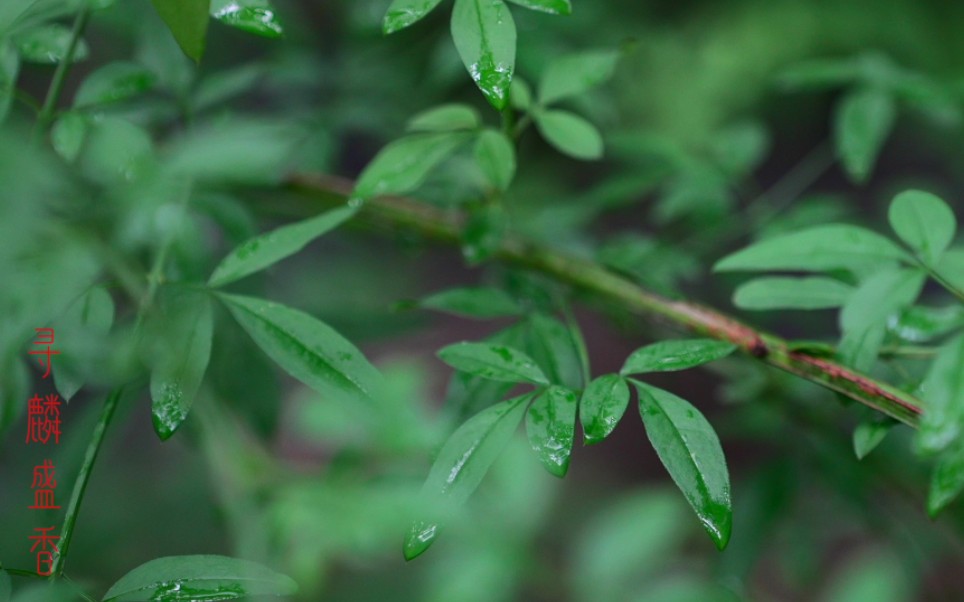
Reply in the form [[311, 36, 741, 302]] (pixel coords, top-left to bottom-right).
[[525, 385, 578, 477], [853, 418, 895, 460], [917, 334, 964, 455], [437, 341, 549, 385], [404, 392, 531, 559], [451, 0, 516, 110], [419, 286, 523, 318], [928, 441, 964, 517], [151, 0, 210, 62], [888, 190, 957, 265], [834, 88, 895, 183], [534, 109, 603, 160], [17, 25, 89, 64], [383, 0, 445, 35], [524, 312, 585, 390], [539, 50, 619, 104], [211, 0, 284, 38], [209, 205, 356, 287], [579, 374, 629, 444], [53, 285, 115, 401], [408, 104, 481, 132], [621, 339, 736, 375], [74, 61, 156, 107], [506, 0, 571, 15], [634, 381, 732, 550], [354, 132, 469, 198], [222, 294, 383, 404], [474, 129, 516, 191], [733, 276, 854, 310], [102, 555, 297, 601]]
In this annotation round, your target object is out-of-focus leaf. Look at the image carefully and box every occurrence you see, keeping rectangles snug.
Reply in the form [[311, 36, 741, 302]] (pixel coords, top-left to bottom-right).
[[192, 64, 264, 112], [420, 286, 523, 318], [0, 570, 9, 602], [579, 374, 629, 444], [354, 132, 469, 198], [0, 354, 28, 436], [150, 0, 211, 62], [50, 111, 89, 163], [461, 202, 504, 264], [834, 88, 896, 183], [404, 392, 531, 560], [710, 121, 770, 176], [937, 248, 964, 293], [208, 205, 356, 287], [74, 61, 156, 107], [776, 58, 858, 91], [474, 129, 516, 191], [0, 41, 18, 123], [437, 341, 549, 385], [928, 441, 964, 517], [211, 0, 283, 38], [539, 50, 618, 104], [853, 418, 895, 460], [510, 77, 532, 110], [888, 189, 956, 265], [102, 555, 297, 601], [17, 25, 89, 63], [408, 104, 481, 132], [506, 0, 570, 15], [634, 381, 732, 550], [820, 551, 909, 602], [382, 0, 445, 35], [916, 334, 964, 455], [621, 339, 736, 375], [52, 286, 114, 401], [524, 312, 584, 390], [534, 109, 603, 160], [733, 277, 854, 310], [888, 305, 964, 343], [451, 0, 516, 110], [525, 385, 577, 477], [79, 117, 154, 184]]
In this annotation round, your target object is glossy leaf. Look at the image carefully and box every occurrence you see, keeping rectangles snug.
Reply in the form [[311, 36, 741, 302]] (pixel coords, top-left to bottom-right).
[[405, 392, 531, 559], [927, 441, 964, 517], [101, 555, 297, 601], [505, 0, 571, 15], [354, 132, 469, 198], [474, 129, 516, 191], [534, 109, 603, 160], [53, 285, 115, 401], [451, 0, 516, 110], [888, 189, 957, 264], [853, 418, 895, 460], [834, 88, 896, 183], [714, 224, 911, 273], [151, 0, 211, 62], [0, 41, 18, 124], [419, 286, 523, 318], [621, 339, 736, 375], [383, 0, 445, 35], [579, 374, 630, 444], [733, 276, 854, 310], [211, 0, 284, 38], [539, 50, 619, 104], [17, 25, 89, 64], [408, 104, 481, 132], [524, 312, 584, 390], [437, 341, 549, 385], [634, 381, 732, 550], [51, 112, 89, 163], [148, 288, 213, 440], [525, 385, 578, 477], [74, 62, 156, 107], [917, 334, 964, 455], [209, 205, 356, 287], [222, 294, 383, 404]]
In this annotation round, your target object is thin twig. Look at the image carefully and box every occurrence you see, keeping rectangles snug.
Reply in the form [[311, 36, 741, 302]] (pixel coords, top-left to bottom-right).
[[34, 7, 90, 139]]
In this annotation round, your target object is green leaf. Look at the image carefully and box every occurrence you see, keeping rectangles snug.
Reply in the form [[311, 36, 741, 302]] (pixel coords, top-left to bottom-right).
[[211, 0, 284, 38], [853, 418, 895, 460], [889, 305, 964, 342], [52, 285, 115, 401], [354, 132, 469, 199], [927, 441, 964, 517], [50, 111, 89, 163], [579, 374, 630, 444], [526, 385, 577, 477], [0, 41, 18, 124], [74, 62, 156, 107], [539, 50, 619, 104], [714, 224, 912, 273], [404, 392, 531, 560], [451, 0, 516, 110], [888, 189, 957, 265], [505, 0, 571, 15], [634, 381, 732, 550], [208, 205, 356, 287], [148, 288, 213, 440], [916, 334, 964, 455], [821, 551, 910, 602], [524, 312, 584, 390], [733, 276, 854, 310], [437, 341, 549, 385], [474, 129, 516, 191], [383, 0, 445, 35], [621, 339, 736, 375], [101, 555, 297, 601], [510, 77, 532, 110], [419, 286, 523, 318], [0, 570, 9, 602], [17, 25, 89, 64], [534, 109, 603, 160], [408, 104, 481, 132], [834, 88, 896, 183], [222, 294, 383, 404], [151, 0, 211, 62]]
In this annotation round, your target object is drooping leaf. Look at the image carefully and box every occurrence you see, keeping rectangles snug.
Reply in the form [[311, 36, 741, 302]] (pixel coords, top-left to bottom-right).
[[539, 50, 619, 104], [74, 62, 156, 107], [408, 104, 481, 132], [474, 129, 516, 191], [150, 0, 211, 62], [383, 0, 446, 35], [222, 294, 383, 404], [505, 0, 571, 15], [101, 555, 297, 601], [354, 132, 469, 198], [579, 374, 629, 444], [419, 286, 523, 318], [853, 418, 895, 460], [916, 334, 964, 455], [714, 224, 912, 273], [50, 111, 89, 163], [404, 392, 531, 560], [534, 109, 603, 160], [834, 88, 896, 183], [888, 189, 957, 265], [524, 312, 584, 390], [437, 341, 549, 385], [147, 288, 213, 440], [17, 25, 89, 64], [733, 276, 854, 310], [525, 385, 577, 477], [634, 381, 732, 550], [451, 0, 516, 110], [0, 41, 18, 123], [211, 0, 284, 38], [52, 285, 115, 401], [621, 339, 736, 375], [927, 441, 964, 517], [208, 205, 356, 287]]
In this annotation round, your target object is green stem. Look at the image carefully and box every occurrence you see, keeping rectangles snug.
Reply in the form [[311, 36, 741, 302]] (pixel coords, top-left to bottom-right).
[[51, 387, 124, 577], [923, 264, 964, 305], [2, 568, 44, 578], [34, 7, 90, 138]]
